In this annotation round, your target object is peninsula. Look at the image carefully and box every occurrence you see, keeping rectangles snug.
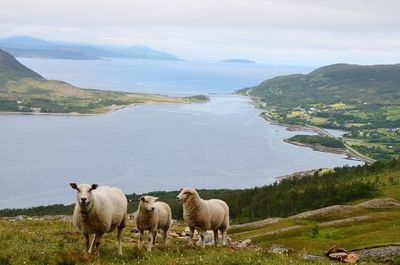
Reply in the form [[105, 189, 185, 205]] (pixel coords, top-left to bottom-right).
[[0, 49, 206, 115]]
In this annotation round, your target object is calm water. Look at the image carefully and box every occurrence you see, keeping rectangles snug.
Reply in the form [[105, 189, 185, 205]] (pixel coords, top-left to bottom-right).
[[0, 59, 362, 209]]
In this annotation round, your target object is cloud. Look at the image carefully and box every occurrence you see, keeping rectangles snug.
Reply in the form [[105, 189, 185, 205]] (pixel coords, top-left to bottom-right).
[[0, 0, 399, 64]]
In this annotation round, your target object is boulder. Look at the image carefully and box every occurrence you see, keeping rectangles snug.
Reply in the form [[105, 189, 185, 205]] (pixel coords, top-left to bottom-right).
[[270, 244, 294, 255]]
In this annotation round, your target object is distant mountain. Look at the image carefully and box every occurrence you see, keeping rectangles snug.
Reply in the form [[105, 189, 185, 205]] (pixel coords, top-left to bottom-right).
[[221, 59, 255, 64], [0, 36, 181, 61]]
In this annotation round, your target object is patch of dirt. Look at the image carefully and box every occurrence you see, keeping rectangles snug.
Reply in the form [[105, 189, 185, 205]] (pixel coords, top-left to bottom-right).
[[247, 225, 302, 239], [319, 215, 370, 227], [292, 205, 355, 219], [357, 198, 400, 209], [230, 218, 281, 230]]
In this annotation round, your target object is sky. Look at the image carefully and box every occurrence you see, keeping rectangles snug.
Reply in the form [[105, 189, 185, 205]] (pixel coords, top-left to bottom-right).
[[1, 0, 399, 65]]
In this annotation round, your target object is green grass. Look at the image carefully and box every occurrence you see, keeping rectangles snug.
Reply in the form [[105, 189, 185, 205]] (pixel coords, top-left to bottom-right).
[[1, 206, 395, 264], [0, 218, 335, 265], [383, 106, 400, 121], [230, 207, 400, 258]]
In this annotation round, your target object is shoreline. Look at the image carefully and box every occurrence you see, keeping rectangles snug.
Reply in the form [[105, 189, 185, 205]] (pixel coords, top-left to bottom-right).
[[247, 96, 373, 164], [0, 103, 136, 117], [0, 99, 208, 117], [283, 139, 358, 161]]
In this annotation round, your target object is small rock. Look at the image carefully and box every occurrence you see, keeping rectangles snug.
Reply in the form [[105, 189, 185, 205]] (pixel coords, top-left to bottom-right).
[[15, 215, 24, 221], [326, 245, 359, 264], [196, 231, 214, 246], [344, 254, 359, 264], [169, 232, 180, 238], [236, 239, 252, 249], [270, 244, 294, 255], [329, 252, 349, 260], [303, 254, 324, 260], [184, 227, 192, 236]]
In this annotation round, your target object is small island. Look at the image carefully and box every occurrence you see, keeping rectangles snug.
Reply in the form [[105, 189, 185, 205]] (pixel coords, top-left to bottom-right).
[[220, 59, 256, 64], [0, 49, 207, 115]]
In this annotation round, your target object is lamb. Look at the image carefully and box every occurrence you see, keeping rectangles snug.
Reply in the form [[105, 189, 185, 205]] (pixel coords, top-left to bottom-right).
[[134, 195, 172, 251], [176, 188, 229, 248], [70, 183, 128, 256]]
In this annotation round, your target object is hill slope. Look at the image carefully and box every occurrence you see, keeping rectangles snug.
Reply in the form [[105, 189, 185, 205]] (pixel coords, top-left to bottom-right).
[[0, 49, 204, 114], [243, 63, 400, 107], [0, 48, 44, 84], [238, 63, 400, 160]]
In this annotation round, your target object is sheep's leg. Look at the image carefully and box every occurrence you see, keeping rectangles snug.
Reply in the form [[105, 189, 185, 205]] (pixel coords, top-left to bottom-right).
[[147, 230, 156, 252], [117, 225, 123, 255], [94, 233, 103, 257], [152, 230, 157, 246], [88, 234, 96, 254], [188, 226, 195, 246], [83, 233, 90, 253], [138, 229, 144, 248], [162, 228, 169, 245], [213, 229, 219, 246], [220, 228, 227, 246], [199, 230, 206, 249]]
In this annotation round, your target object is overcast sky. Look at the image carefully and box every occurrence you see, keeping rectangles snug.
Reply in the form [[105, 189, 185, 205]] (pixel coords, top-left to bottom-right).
[[1, 0, 399, 65]]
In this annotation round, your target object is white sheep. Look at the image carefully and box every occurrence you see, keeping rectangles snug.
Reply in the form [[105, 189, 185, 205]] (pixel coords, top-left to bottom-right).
[[135, 195, 172, 251], [70, 183, 128, 256], [176, 188, 229, 248]]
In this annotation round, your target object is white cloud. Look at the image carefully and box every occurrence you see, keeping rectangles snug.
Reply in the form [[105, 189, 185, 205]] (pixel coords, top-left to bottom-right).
[[0, 0, 399, 64]]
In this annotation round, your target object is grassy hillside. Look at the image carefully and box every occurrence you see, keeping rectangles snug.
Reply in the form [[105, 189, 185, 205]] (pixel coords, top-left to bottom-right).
[[0, 49, 205, 114], [0, 48, 44, 85], [238, 64, 400, 160], [1, 160, 399, 264], [0, 217, 335, 265], [0, 201, 398, 264]]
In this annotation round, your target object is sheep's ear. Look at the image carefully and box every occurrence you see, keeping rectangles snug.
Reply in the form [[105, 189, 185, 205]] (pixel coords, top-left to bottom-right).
[[70, 183, 78, 190], [140, 196, 145, 202], [153, 197, 159, 201], [91, 184, 98, 190]]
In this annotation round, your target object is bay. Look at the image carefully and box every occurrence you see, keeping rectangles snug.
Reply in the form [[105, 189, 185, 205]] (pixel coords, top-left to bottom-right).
[[0, 59, 362, 208]]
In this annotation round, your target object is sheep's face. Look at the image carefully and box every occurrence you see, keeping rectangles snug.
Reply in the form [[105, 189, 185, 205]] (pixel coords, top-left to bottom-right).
[[139, 196, 158, 212], [70, 183, 98, 207], [176, 188, 195, 203]]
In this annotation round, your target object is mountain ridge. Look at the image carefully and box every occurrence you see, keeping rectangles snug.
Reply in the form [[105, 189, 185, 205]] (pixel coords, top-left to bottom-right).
[[0, 36, 182, 61]]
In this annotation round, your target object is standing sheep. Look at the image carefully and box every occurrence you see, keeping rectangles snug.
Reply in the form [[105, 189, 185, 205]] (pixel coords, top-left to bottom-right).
[[135, 195, 172, 251], [70, 183, 128, 256], [176, 188, 229, 248]]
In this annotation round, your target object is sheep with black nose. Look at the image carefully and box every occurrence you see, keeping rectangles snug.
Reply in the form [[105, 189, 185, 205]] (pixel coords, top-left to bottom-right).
[[177, 188, 229, 248], [134, 195, 172, 251], [70, 183, 128, 256]]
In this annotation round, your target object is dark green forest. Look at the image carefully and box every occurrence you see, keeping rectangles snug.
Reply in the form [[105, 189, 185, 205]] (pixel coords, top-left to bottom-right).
[[286, 135, 345, 149]]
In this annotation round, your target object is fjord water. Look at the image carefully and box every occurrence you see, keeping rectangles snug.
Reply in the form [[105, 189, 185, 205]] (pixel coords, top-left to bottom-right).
[[0, 59, 362, 208]]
